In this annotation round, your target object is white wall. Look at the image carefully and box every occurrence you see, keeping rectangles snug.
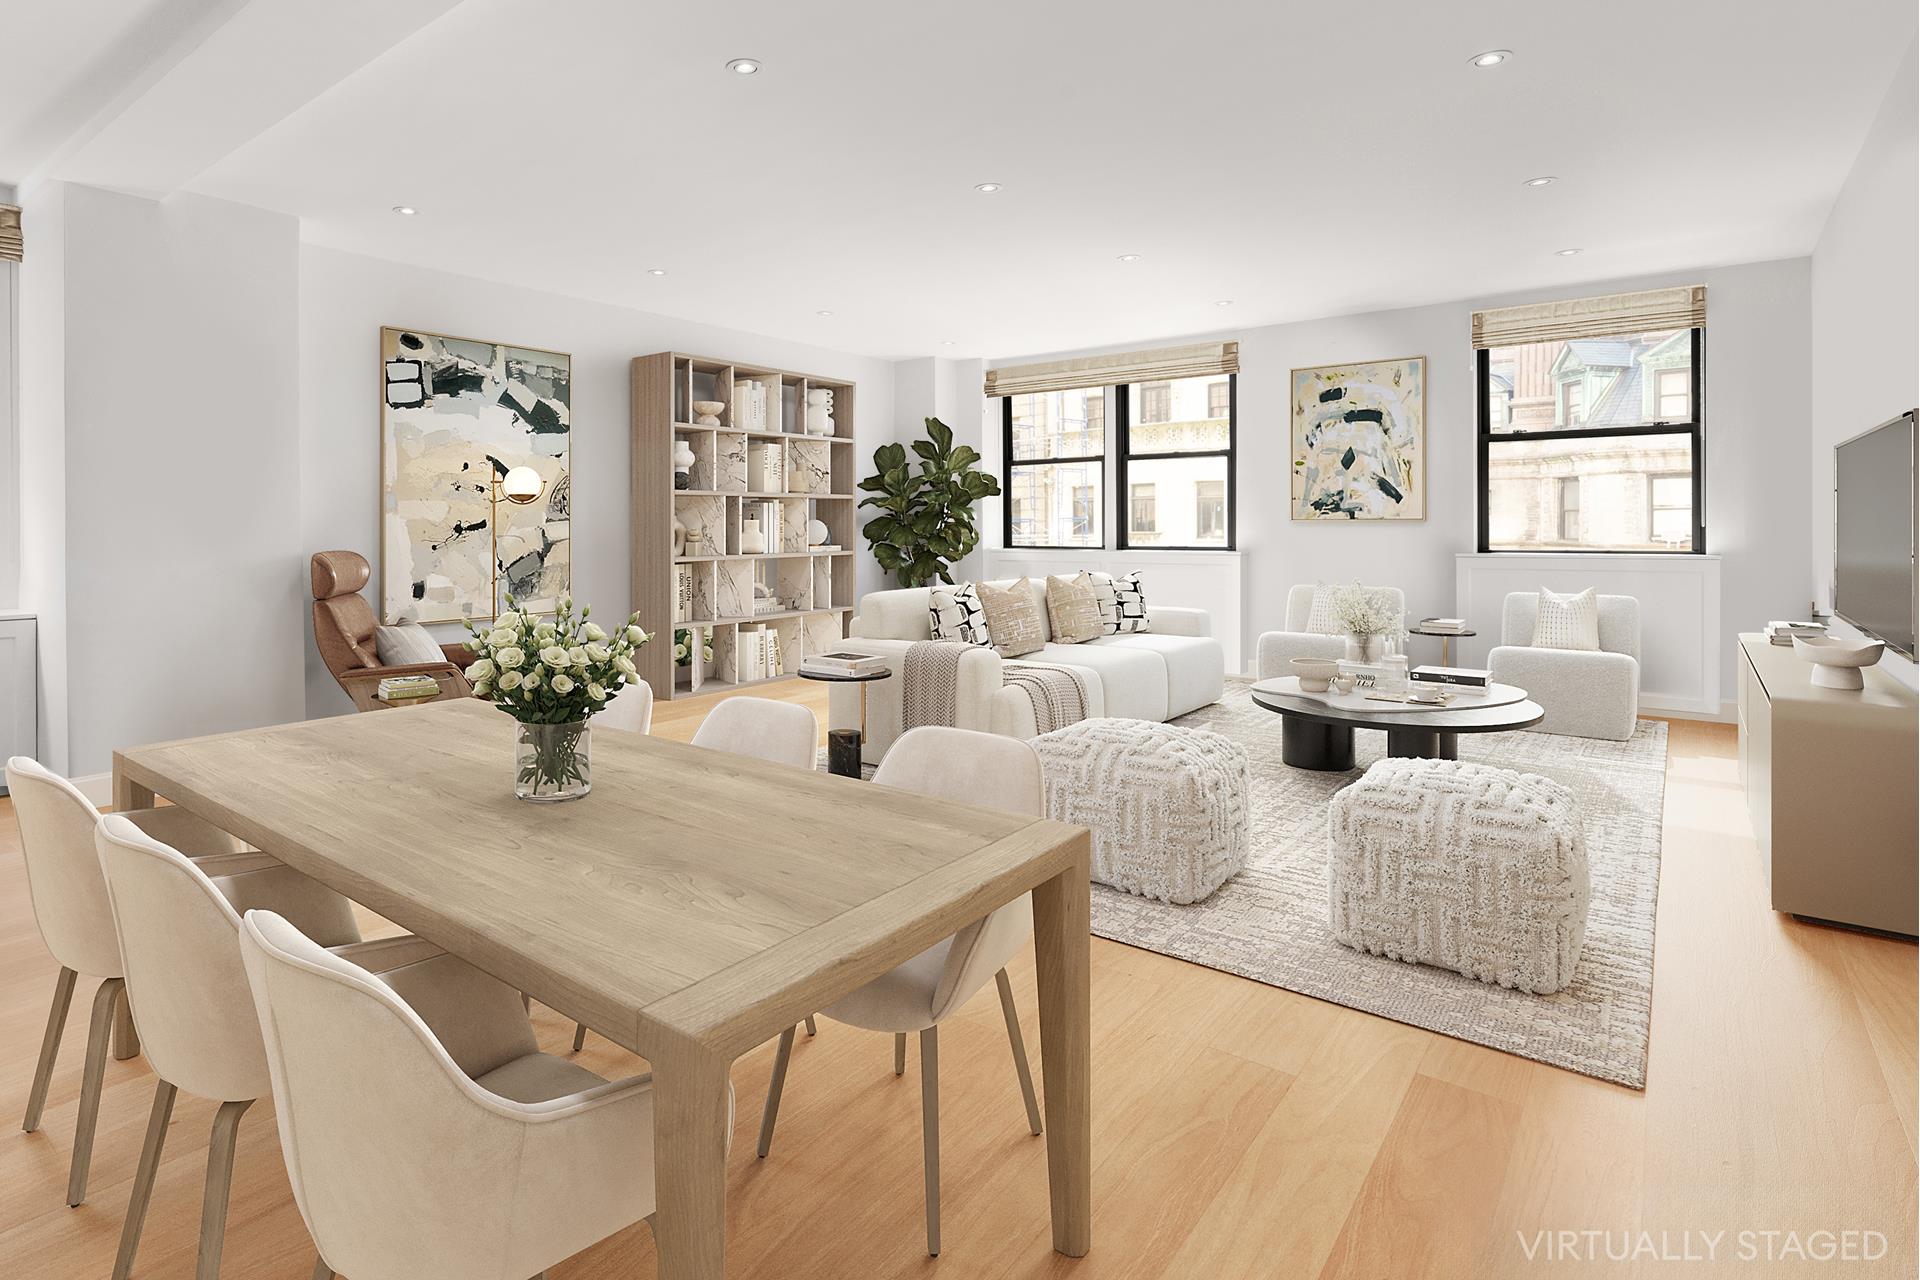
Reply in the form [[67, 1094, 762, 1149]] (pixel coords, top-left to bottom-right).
[[17, 180, 69, 770], [0, 181, 17, 610], [299, 246, 898, 717], [983, 258, 1814, 708], [1811, 40, 1918, 690]]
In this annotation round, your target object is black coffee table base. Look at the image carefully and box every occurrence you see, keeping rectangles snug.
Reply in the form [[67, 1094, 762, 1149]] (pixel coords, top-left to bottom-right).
[[1281, 718, 1461, 771]]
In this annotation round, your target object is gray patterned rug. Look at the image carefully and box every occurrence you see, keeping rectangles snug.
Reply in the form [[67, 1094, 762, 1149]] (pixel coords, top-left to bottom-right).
[[1094, 680, 1667, 1088]]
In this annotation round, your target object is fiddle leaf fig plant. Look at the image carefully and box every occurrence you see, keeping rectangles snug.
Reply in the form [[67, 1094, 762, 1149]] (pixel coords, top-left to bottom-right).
[[858, 416, 1001, 587]]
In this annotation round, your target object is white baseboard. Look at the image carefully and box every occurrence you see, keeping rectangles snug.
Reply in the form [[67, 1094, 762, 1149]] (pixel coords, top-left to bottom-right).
[[70, 771, 114, 807], [1639, 695, 1733, 724]]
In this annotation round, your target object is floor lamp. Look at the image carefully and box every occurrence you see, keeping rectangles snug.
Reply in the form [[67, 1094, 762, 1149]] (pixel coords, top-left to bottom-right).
[[489, 463, 546, 615]]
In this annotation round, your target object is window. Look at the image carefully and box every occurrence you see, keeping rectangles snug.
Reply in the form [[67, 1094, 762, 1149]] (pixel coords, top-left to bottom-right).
[[1196, 480, 1226, 540], [1130, 483, 1157, 535], [1138, 382, 1171, 424], [1118, 373, 1234, 549], [1479, 327, 1702, 553], [1005, 388, 1106, 547], [1207, 380, 1230, 420]]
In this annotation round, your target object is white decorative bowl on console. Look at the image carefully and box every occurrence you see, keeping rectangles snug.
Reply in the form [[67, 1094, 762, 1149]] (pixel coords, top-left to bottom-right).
[[1792, 635, 1885, 689], [1291, 657, 1339, 692]]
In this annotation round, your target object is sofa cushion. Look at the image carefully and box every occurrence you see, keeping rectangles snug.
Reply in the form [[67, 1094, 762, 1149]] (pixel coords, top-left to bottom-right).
[[1045, 573, 1103, 643], [1532, 587, 1600, 651], [1023, 642, 1169, 721], [976, 579, 1046, 657], [928, 583, 992, 647], [1102, 633, 1227, 718], [375, 623, 444, 667]]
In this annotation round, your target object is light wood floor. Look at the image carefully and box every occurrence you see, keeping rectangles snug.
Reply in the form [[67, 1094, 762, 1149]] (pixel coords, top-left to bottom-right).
[[1, 687, 1913, 1277]]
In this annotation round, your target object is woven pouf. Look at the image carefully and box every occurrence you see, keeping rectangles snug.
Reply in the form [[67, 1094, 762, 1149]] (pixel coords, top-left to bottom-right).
[[1031, 719, 1249, 905], [1327, 758, 1590, 994]]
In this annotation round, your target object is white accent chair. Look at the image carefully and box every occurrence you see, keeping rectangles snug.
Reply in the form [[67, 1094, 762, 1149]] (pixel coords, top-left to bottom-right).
[[1255, 584, 1407, 678], [93, 815, 525, 1280], [755, 726, 1046, 1257], [6, 755, 330, 1208], [593, 680, 654, 734], [1486, 592, 1641, 740], [241, 908, 685, 1280]]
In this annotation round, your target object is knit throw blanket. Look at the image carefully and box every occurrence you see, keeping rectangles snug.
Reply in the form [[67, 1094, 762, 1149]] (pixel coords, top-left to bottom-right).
[[902, 640, 1092, 736]]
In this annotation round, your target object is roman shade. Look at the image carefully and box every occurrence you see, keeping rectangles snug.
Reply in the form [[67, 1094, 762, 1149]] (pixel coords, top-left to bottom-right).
[[0, 205, 20, 263], [984, 341, 1238, 398], [1471, 285, 1706, 349]]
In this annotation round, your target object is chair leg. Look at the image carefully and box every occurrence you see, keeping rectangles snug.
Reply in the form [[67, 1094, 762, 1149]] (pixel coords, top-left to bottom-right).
[[196, 1099, 253, 1280], [995, 968, 1043, 1136], [112, 983, 141, 1061], [113, 1080, 178, 1280], [23, 967, 78, 1133], [68, 977, 125, 1206], [894, 1031, 907, 1077], [805, 1014, 817, 1036], [756, 1025, 797, 1158], [311, 1259, 334, 1280], [572, 1022, 588, 1052], [919, 1026, 941, 1257]]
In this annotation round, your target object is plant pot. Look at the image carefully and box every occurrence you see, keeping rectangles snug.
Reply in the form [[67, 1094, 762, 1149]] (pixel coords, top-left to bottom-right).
[[516, 719, 591, 802], [1344, 633, 1385, 663]]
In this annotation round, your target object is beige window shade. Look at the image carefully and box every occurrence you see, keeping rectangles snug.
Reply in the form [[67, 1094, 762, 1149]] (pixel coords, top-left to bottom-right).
[[1472, 285, 1705, 349], [0, 206, 19, 264], [984, 340, 1238, 397]]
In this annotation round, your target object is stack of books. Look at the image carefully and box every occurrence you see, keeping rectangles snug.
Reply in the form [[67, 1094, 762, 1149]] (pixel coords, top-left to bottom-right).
[[1410, 664, 1491, 693], [377, 674, 441, 702], [801, 651, 889, 678], [1764, 619, 1827, 646], [730, 378, 770, 432], [1419, 617, 1470, 634]]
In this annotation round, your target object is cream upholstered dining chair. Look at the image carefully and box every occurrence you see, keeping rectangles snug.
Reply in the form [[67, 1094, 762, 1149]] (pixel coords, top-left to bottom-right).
[[93, 814, 523, 1280], [756, 725, 1046, 1257], [574, 692, 820, 1052], [240, 907, 692, 1280], [5, 755, 313, 1208], [593, 680, 654, 734]]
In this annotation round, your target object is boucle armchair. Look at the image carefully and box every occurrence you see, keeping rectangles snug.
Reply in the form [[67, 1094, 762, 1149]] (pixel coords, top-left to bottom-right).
[[1256, 584, 1406, 678], [1486, 591, 1641, 740]]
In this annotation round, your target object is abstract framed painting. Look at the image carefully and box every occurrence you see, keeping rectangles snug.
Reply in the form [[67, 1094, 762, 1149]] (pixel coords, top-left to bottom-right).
[[1291, 355, 1426, 521], [379, 327, 572, 623]]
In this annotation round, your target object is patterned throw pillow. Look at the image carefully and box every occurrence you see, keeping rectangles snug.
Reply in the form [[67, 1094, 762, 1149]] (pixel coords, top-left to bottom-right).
[[1303, 583, 1344, 635], [975, 579, 1047, 656], [1084, 572, 1121, 635], [928, 582, 992, 647], [1045, 573, 1103, 644], [1110, 571, 1150, 633], [1532, 586, 1600, 651]]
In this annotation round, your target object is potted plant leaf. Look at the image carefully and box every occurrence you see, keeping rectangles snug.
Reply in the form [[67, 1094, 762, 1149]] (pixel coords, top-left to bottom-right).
[[858, 417, 1001, 587]]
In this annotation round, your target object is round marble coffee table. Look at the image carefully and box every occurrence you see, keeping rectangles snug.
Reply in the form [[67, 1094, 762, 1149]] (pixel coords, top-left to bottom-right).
[[1249, 678, 1544, 771]]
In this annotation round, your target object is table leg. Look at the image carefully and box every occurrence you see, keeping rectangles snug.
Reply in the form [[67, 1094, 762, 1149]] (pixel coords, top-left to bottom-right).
[[1031, 855, 1091, 1257], [108, 762, 153, 1061], [1441, 635, 1453, 667], [1281, 717, 1355, 771], [1385, 727, 1459, 760], [112, 766, 154, 815], [651, 1041, 732, 1280]]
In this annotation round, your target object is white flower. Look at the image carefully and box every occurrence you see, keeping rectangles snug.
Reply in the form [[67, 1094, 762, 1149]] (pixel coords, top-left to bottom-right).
[[523, 667, 541, 689], [583, 622, 607, 642], [540, 645, 571, 669], [567, 645, 589, 667], [498, 669, 523, 691], [559, 594, 573, 613], [464, 658, 496, 682], [495, 611, 523, 631], [495, 646, 525, 670], [550, 673, 575, 695], [473, 680, 492, 697], [534, 622, 556, 641], [614, 654, 638, 677], [626, 624, 648, 645], [584, 642, 610, 664], [486, 627, 517, 648], [587, 681, 607, 701]]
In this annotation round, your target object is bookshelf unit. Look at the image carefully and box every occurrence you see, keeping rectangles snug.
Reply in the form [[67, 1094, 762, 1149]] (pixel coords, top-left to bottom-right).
[[631, 352, 858, 701]]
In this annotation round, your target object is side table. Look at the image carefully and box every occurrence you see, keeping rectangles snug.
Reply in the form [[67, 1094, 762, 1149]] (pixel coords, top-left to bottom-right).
[[797, 666, 893, 777], [1408, 623, 1476, 668]]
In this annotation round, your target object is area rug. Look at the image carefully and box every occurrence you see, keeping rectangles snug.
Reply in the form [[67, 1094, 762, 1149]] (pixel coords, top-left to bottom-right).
[[1090, 678, 1667, 1088]]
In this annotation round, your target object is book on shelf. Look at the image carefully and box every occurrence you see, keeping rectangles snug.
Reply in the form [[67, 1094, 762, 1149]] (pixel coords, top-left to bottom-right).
[[1420, 617, 1469, 633], [748, 440, 784, 494], [731, 379, 769, 433], [1763, 619, 1827, 645], [805, 651, 888, 675], [674, 563, 692, 624]]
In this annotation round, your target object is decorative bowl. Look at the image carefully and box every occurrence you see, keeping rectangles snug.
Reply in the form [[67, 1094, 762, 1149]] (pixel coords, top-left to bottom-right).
[[1792, 635, 1885, 689], [1291, 657, 1339, 693], [691, 400, 726, 426]]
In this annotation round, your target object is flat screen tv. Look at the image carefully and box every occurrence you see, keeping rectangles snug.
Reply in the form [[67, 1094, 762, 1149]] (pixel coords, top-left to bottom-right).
[[1833, 409, 1918, 660]]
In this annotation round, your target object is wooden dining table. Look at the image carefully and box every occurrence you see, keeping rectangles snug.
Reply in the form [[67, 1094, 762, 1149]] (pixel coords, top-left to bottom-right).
[[112, 698, 1092, 1279]]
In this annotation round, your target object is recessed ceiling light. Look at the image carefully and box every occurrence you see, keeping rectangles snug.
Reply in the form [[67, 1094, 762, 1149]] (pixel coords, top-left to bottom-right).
[[1524, 175, 1556, 187], [726, 57, 761, 75], [391, 205, 417, 216], [816, 309, 835, 317], [647, 268, 667, 276], [1556, 247, 1582, 256], [1214, 300, 1234, 307], [974, 182, 1003, 193], [940, 340, 956, 345], [1117, 253, 1143, 263], [1470, 49, 1511, 68]]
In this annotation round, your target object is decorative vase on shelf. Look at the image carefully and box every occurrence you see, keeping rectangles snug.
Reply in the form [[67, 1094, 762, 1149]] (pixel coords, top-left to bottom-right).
[[516, 720, 591, 802], [740, 515, 767, 554], [1344, 632, 1386, 664], [672, 513, 687, 557], [806, 517, 830, 547], [691, 400, 725, 427], [672, 438, 696, 490], [805, 388, 835, 436]]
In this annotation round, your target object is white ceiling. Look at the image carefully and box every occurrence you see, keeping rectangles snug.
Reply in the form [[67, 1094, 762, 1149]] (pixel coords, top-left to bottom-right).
[[14, 0, 1917, 360]]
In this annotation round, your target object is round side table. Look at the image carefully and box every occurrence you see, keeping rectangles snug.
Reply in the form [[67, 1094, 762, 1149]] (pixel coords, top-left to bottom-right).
[[797, 667, 893, 777], [1408, 624, 1476, 667]]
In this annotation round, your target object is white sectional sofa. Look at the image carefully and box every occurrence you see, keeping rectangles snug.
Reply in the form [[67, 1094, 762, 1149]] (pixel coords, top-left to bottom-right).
[[830, 579, 1227, 760]]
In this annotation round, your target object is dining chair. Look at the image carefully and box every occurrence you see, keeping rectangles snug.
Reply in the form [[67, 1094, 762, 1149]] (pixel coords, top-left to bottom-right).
[[754, 725, 1046, 1256], [593, 680, 654, 734], [93, 814, 510, 1280], [240, 907, 696, 1280], [573, 692, 818, 1052], [6, 755, 340, 1208]]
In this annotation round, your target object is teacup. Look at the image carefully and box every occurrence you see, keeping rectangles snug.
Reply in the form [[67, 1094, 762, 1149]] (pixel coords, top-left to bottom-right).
[[1291, 657, 1339, 693], [1329, 672, 1358, 695]]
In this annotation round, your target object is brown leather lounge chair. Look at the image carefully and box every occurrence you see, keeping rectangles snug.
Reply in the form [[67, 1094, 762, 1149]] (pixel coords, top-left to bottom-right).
[[310, 551, 474, 706]]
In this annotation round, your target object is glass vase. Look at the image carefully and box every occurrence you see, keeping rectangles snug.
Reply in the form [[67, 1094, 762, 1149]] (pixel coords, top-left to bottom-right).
[[1344, 632, 1385, 663], [515, 720, 591, 802]]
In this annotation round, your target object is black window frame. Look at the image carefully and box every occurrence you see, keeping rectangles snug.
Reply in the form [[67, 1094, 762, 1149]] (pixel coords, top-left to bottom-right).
[[1476, 327, 1704, 554], [1117, 374, 1237, 551], [1001, 387, 1111, 550]]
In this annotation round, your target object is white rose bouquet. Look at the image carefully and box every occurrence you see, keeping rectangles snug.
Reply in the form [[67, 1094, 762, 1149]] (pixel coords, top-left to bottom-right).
[[1330, 582, 1401, 638], [463, 594, 651, 800]]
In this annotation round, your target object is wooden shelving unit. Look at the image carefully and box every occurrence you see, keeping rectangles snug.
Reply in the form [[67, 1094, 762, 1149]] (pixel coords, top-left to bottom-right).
[[631, 352, 858, 701]]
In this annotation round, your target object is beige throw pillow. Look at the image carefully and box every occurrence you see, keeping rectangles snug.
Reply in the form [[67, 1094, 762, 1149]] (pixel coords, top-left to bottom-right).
[[1532, 586, 1601, 651], [1045, 573, 1103, 644], [975, 579, 1047, 657]]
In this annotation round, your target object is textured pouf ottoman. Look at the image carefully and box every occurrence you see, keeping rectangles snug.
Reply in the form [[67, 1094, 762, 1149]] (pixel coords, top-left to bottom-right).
[[1031, 719, 1249, 905], [1327, 758, 1590, 994]]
